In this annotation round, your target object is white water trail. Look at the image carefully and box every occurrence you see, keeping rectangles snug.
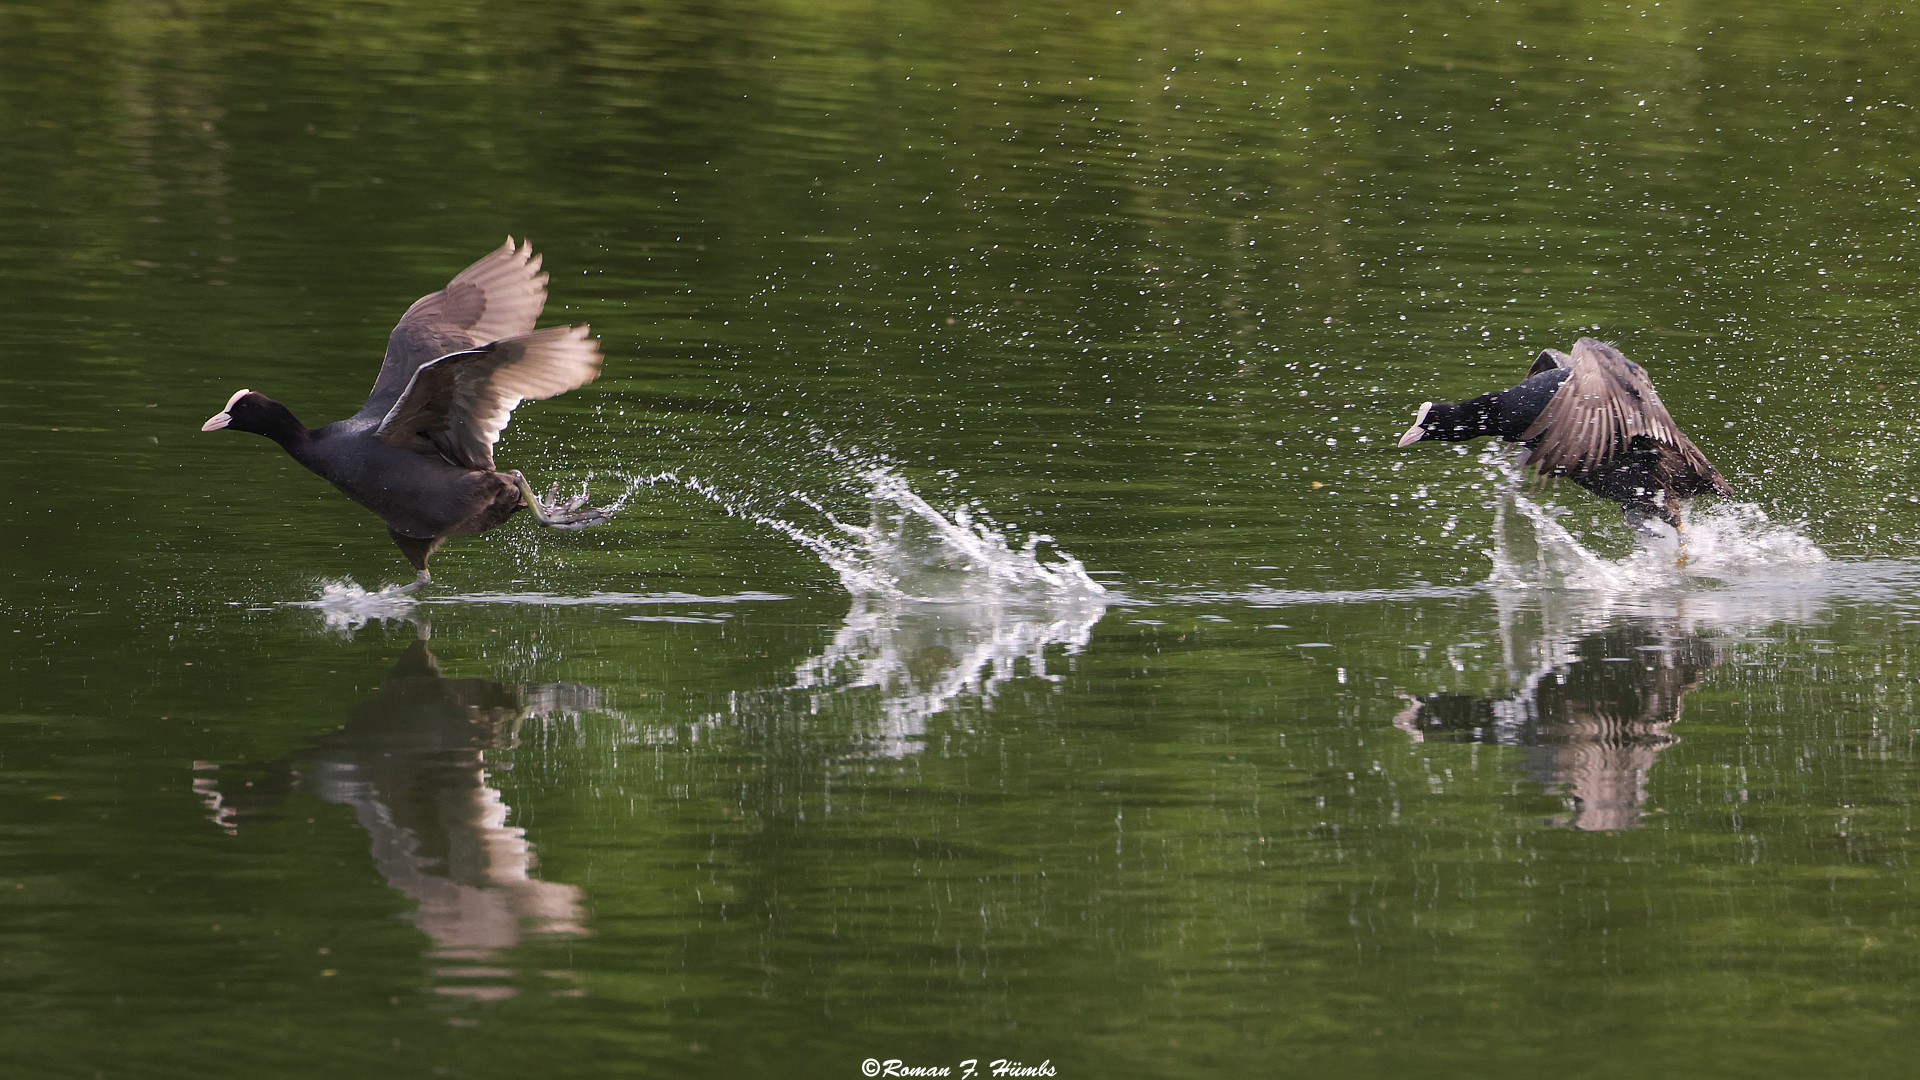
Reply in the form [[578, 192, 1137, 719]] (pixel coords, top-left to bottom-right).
[[289, 579, 790, 633]]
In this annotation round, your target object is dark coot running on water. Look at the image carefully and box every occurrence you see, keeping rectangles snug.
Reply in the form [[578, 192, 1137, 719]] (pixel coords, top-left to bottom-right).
[[201, 239, 615, 592], [1396, 337, 1734, 541]]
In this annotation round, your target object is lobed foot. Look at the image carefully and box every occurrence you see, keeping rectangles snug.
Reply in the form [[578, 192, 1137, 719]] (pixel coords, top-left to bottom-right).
[[512, 471, 616, 530]]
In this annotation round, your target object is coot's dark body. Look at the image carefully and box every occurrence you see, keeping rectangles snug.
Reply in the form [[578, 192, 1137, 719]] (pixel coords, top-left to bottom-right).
[[202, 239, 612, 589], [240, 408, 528, 568], [1397, 338, 1733, 532]]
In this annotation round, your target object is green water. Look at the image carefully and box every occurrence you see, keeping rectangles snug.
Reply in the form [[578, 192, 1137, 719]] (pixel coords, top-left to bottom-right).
[[7, 1, 1920, 1076]]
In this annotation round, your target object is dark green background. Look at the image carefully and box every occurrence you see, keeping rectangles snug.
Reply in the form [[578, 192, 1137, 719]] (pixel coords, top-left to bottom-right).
[[5, 1, 1920, 1076]]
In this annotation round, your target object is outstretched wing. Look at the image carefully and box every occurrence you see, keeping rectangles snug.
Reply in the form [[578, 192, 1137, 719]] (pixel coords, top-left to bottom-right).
[[362, 238, 550, 414], [374, 325, 602, 472], [1520, 338, 1727, 493]]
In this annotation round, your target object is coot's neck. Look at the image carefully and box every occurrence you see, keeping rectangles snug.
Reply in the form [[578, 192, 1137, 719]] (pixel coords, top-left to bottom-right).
[[249, 400, 318, 454]]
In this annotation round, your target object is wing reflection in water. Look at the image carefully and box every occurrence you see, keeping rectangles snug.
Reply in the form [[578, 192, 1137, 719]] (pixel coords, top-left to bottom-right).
[[194, 626, 594, 999], [1396, 614, 1720, 831], [789, 592, 1111, 757]]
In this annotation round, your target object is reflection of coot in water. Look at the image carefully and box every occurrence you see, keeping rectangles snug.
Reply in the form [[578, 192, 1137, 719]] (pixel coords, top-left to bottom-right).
[[195, 633, 592, 989], [1395, 622, 1721, 831], [313, 637, 590, 955]]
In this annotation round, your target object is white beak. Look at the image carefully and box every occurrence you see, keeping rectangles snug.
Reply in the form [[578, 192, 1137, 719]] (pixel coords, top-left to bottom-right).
[[202, 388, 250, 432], [1396, 402, 1433, 448]]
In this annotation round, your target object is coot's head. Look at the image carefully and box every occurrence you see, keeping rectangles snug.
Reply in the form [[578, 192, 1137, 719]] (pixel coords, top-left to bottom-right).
[[1397, 401, 1436, 447], [1396, 400, 1482, 446], [202, 389, 296, 438]]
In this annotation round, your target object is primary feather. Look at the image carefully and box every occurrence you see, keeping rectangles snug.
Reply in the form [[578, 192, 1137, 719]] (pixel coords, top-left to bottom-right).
[[363, 238, 551, 415]]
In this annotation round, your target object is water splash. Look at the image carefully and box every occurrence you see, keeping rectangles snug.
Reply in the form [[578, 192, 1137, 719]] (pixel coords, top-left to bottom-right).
[[291, 578, 423, 632], [621, 465, 1108, 603], [609, 465, 1114, 751], [1480, 448, 1825, 592], [285, 454, 1104, 647]]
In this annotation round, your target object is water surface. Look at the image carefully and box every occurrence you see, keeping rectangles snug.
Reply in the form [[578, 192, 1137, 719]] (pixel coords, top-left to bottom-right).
[[6, 1, 1920, 1076]]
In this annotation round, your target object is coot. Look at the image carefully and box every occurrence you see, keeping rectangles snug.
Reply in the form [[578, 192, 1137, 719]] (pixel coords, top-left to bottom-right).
[[202, 239, 613, 591], [1396, 337, 1734, 537]]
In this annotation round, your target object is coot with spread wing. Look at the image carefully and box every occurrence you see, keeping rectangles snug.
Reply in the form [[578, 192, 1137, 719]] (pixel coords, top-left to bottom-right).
[[201, 239, 614, 591], [1397, 338, 1734, 538]]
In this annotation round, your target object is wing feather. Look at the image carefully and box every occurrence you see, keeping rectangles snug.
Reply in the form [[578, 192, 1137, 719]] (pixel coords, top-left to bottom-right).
[[361, 238, 550, 414], [1519, 338, 1713, 481], [374, 325, 602, 472]]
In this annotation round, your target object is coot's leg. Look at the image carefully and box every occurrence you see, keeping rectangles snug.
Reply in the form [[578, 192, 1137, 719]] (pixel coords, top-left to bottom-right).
[[1625, 504, 1689, 568], [386, 530, 440, 593], [1623, 505, 1662, 541], [510, 471, 615, 530]]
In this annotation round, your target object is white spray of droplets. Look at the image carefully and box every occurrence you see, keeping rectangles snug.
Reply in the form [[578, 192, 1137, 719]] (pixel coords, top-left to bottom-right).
[[1478, 448, 1825, 593], [624, 464, 1111, 757], [632, 465, 1107, 603]]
